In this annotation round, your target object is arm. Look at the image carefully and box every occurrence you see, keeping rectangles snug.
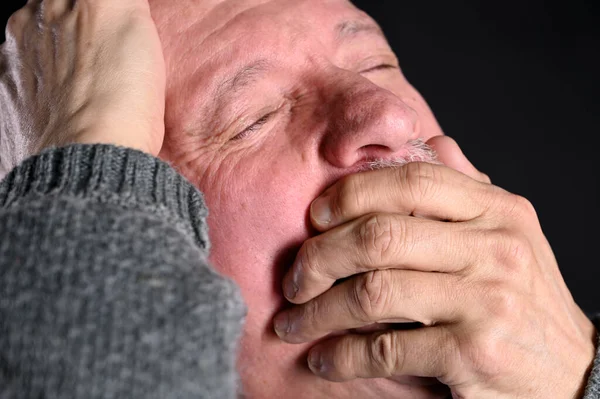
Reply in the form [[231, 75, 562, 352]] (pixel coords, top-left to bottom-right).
[[0, 1, 247, 396], [0, 144, 245, 398]]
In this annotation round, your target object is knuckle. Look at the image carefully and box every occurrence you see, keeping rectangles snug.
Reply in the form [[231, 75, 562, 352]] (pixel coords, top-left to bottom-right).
[[303, 298, 322, 328], [512, 195, 539, 226], [39, 2, 57, 23], [369, 332, 400, 376], [6, 8, 31, 34], [333, 339, 358, 379], [24, 1, 61, 25], [486, 229, 533, 272], [499, 193, 539, 224], [460, 328, 507, 377], [399, 162, 438, 203], [505, 234, 534, 272], [485, 229, 511, 264], [480, 281, 521, 320], [335, 173, 366, 219], [357, 214, 399, 264], [479, 172, 492, 184], [479, 186, 511, 216], [353, 271, 390, 321], [299, 238, 323, 280]]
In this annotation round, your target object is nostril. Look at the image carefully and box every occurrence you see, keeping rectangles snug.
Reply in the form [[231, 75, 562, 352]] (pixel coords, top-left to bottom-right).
[[359, 144, 389, 151], [357, 144, 393, 158]]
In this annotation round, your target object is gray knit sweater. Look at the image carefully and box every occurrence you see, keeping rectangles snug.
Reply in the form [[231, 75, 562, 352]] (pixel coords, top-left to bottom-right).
[[0, 144, 598, 398]]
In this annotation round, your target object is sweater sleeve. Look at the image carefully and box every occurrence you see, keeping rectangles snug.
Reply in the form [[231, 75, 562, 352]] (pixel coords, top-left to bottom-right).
[[0, 144, 246, 399], [584, 316, 600, 399]]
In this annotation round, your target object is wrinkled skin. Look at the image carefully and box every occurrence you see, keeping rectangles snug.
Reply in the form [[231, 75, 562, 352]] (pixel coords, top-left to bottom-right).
[[151, 0, 452, 397], [1, 0, 595, 398], [149, 0, 595, 397], [152, 0, 593, 398], [0, 0, 165, 171]]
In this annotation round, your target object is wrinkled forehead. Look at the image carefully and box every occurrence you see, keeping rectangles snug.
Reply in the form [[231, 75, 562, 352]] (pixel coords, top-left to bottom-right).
[[148, 0, 386, 132], [150, 0, 375, 68]]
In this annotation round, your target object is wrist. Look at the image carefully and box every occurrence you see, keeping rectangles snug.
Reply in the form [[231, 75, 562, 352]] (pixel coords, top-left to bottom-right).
[[69, 129, 157, 156], [36, 112, 161, 157]]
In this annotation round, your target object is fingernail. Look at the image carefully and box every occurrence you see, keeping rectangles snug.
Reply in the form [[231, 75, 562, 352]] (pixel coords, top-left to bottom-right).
[[273, 312, 290, 338], [308, 350, 326, 374], [285, 259, 302, 300], [311, 195, 331, 225], [284, 278, 298, 300]]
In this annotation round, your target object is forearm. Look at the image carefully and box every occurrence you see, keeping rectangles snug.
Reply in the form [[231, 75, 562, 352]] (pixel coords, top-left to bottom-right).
[[0, 144, 245, 399]]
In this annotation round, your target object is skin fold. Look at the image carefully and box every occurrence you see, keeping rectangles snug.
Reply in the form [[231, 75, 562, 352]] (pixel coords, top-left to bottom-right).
[[0, 0, 596, 398]]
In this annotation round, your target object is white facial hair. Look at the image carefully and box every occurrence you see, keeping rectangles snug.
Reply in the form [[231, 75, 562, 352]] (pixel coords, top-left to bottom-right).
[[360, 138, 439, 171]]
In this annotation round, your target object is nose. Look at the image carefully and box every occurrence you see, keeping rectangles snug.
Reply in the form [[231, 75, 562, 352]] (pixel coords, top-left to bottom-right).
[[320, 71, 419, 169]]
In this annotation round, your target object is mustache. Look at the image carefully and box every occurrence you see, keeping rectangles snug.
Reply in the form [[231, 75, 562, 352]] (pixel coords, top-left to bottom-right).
[[359, 138, 440, 172]]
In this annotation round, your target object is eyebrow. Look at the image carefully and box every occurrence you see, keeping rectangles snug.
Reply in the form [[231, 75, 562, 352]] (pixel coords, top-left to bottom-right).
[[215, 21, 382, 97], [202, 20, 384, 134], [215, 59, 271, 100], [335, 19, 385, 41]]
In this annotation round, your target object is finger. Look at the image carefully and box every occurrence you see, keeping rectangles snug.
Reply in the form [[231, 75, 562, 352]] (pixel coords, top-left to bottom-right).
[[275, 269, 460, 343], [310, 161, 497, 232], [426, 135, 491, 184], [284, 214, 474, 303], [4, 6, 33, 45], [39, 0, 76, 21], [307, 327, 456, 382]]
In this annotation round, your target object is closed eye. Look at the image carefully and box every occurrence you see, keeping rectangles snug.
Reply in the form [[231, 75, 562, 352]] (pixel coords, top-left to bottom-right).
[[360, 64, 398, 74], [231, 112, 274, 141]]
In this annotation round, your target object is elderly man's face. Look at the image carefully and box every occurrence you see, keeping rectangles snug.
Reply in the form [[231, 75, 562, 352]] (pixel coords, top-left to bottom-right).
[[151, 0, 444, 396]]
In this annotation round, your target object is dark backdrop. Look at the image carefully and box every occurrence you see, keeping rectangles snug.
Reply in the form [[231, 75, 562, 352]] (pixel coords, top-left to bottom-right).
[[351, 0, 599, 313], [1, 1, 598, 313]]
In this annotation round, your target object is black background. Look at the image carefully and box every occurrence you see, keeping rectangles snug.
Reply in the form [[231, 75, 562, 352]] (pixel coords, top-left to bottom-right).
[[1, 1, 598, 313], [351, 0, 599, 314]]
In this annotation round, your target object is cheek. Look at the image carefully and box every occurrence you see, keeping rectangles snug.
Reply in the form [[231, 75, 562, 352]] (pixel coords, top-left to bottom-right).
[[201, 150, 317, 308]]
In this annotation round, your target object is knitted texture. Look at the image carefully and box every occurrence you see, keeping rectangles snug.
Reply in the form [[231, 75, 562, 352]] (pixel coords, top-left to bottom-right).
[[0, 144, 246, 399], [584, 317, 600, 399], [0, 144, 598, 398]]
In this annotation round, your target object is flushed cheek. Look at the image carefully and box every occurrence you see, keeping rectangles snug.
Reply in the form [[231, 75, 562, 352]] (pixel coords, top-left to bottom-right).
[[199, 144, 322, 374], [204, 159, 316, 311]]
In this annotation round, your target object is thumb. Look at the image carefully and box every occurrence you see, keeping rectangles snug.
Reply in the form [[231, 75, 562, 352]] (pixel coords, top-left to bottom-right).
[[426, 135, 491, 184]]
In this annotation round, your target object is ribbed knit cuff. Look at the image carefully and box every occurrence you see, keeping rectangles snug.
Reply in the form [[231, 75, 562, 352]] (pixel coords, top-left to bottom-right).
[[584, 316, 600, 398], [0, 144, 210, 252]]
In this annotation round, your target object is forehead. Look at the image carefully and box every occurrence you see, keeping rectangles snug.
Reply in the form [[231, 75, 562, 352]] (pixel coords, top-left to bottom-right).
[[151, 0, 387, 129], [153, 0, 379, 68]]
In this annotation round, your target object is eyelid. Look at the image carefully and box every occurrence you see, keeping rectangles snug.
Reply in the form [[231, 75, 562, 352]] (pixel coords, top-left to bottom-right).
[[360, 64, 398, 74], [231, 111, 275, 141]]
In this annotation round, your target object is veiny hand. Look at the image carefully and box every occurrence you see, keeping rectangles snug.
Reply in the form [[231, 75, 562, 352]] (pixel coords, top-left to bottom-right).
[[275, 137, 597, 398], [0, 0, 165, 174]]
